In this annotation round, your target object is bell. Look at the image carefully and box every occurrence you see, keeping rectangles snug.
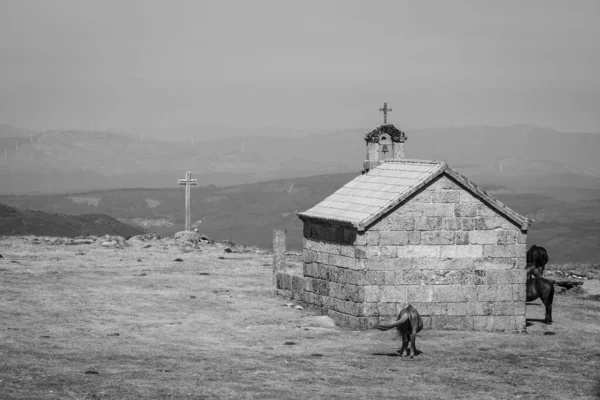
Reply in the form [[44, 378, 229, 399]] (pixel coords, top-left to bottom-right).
[[381, 144, 389, 154]]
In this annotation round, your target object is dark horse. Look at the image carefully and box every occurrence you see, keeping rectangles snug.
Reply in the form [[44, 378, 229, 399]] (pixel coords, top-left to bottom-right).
[[526, 244, 549, 275], [526, 267, 555, 324], [374, 305, 423, 358]]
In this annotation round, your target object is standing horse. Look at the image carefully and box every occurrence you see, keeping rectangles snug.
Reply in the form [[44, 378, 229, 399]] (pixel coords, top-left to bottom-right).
[[526, 267, 555, 324], [526, 245, 549, 275], [374, 305, 423, 358]]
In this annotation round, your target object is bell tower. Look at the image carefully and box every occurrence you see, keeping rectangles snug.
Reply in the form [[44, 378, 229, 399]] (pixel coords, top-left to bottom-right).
[[362, 103, 408, 173]]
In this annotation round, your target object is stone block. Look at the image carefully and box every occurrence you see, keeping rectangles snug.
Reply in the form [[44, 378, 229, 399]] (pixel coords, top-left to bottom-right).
[[328, 282, 341, 299], [442, 217, 462, 231], [515, 315, 526, 331], [291, 275, 304, 294], [291, 290, 303, 301], [313, 294, 323, 307], [455, 204, 478, 217], [388, 217, 415, 231], [421, 316, 433, 329], [472, 257, 514, 270], [460, 191, 478, 203], [433, 285, 468, 302], [483, 218, 502, 229], [341, 300, 359, 316], [365, 232, 380, 246], [497, 230, 517, 245], [303, 291, 314, 305], [455, 231, 469, 245], [397, 245, 441, 258], [380, 285, 407, 303], [411, 302, 447, 316], [396, 270, 429, 285], [439, 245, 483, 258], [281, 273, 292, 290], [477, 285, 513, 302], [421, 231, 456, 245], [514, 300, 526, 316], [397, 203, 425, 217], [339, 245, 355, 258], [412, 258, 474, 271], [303, 277, 315, 293], [414, 217, 442, 231], [461, 217, 487, 231], [367, 258, 412, 271], [489, 301, 516, 316], [432, 190, 461, 203], [466, 301, 490, 316], [412, 191, 432, 203], [354, 233, 367, 246], [363, 285, 381, 302], [431, 270, 476, 285], [469, 231, 498, 245], [380, 231, 409, 246], [486, 270, 526, 284], [476, 204, 498, 217], [317, 264, 332, 280], [514, 257, 526, 269], [473, 316, 518, 331], [315, 279, 329, 296], [377, 302, 397, 317], [354, 247, 381, 260], [426, 178, 443, 191], [447, 302, 468, 316], [364, 271, 387, 285], [423, 203, 455, 217], [513, 284, 526, 302], [516, 231, 527, 244], [358, 302, 378, 317], [408, 231, 421, 245], [304, 249, 318, 263], [366, 317, 381, 329], [441, 177, 461, 190], [378, 245, 396, 258], [407, 285, 434, 302], [431, 315, 473, 330], [482, 244, 527, 258]]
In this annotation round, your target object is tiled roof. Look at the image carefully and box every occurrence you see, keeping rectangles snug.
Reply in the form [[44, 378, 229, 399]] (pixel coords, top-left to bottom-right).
[[297, 159, 533, 231]]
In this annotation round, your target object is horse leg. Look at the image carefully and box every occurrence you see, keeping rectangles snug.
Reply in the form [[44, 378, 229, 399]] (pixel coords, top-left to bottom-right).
[[409, 331, 417, 358], [398, 332, 408, 356], [544, 284, 555, 324]]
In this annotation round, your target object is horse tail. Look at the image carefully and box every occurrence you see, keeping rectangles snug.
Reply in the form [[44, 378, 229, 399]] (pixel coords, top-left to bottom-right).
[[374, 314, 409, 331]]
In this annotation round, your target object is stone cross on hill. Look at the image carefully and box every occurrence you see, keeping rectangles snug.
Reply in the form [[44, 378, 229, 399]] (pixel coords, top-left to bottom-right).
[[178, 171, 198, 231], [379, 102, 392, 124]]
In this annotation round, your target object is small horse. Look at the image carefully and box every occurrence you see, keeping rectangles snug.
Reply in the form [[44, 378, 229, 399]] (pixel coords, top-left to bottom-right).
[[526, 270, 555, 324], [526, 245, 549, 275], [374, 305, 423, 358]]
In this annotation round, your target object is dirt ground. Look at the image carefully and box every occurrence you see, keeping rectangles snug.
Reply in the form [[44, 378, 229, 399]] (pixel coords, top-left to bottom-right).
[[0, 236, 599, 400]]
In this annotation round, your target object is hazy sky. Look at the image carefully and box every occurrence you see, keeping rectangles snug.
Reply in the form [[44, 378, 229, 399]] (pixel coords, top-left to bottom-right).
[[1, 0, 599, 134]]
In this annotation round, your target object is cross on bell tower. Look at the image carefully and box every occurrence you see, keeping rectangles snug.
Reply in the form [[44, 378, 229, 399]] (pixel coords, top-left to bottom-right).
[[379, 102, 392, 124]]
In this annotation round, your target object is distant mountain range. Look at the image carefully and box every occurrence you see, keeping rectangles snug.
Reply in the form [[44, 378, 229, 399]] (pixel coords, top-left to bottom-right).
[[1, 123, 599, 195]]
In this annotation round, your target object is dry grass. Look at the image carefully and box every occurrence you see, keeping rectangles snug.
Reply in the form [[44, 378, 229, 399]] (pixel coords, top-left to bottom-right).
[[1, 237, 599, 399]]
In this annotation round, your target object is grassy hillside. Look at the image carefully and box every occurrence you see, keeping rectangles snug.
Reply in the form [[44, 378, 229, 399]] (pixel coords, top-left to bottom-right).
[[1, 172, 599, 263], [0, 203, 145, 238]]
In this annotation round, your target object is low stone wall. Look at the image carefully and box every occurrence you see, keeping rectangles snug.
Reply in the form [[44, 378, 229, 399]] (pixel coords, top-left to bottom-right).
[[275, 271, 305, 302]]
